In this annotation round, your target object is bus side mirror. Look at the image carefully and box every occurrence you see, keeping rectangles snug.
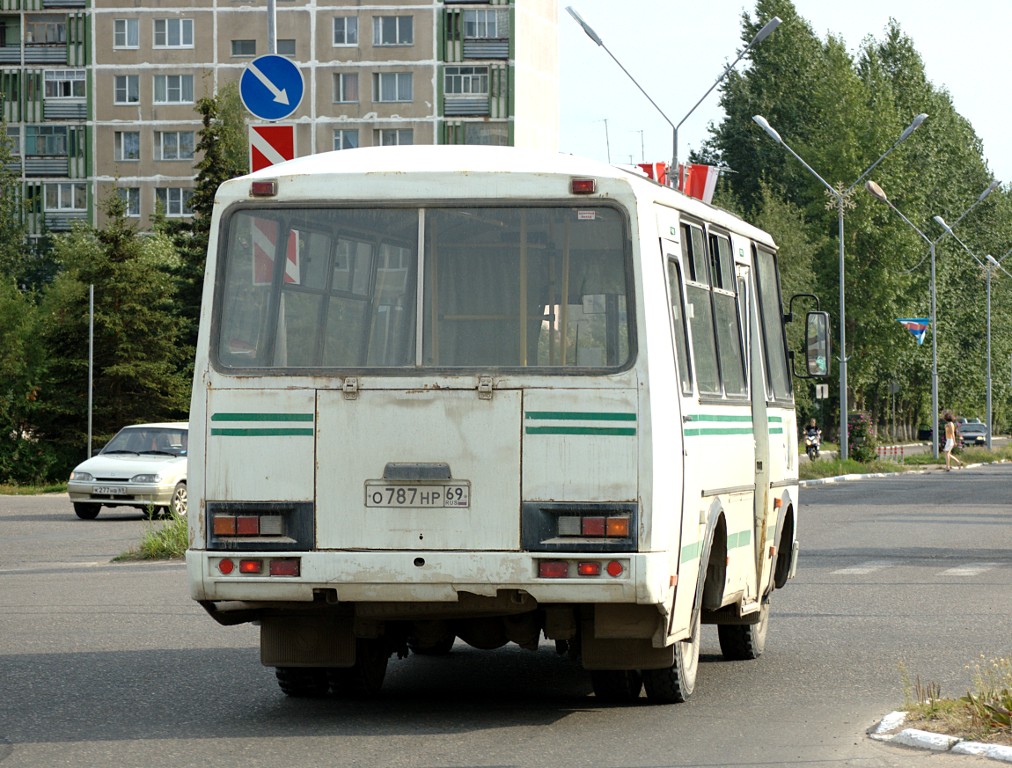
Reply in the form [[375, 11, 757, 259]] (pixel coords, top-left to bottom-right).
[[805, 311, 831, 378]]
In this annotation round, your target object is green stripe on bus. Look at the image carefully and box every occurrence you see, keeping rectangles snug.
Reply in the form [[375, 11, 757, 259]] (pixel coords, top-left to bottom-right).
[[525, 426, 636, 436], [680, 540, 703, 563], [211, 412, 314, 422], [688, 414, 753, 423], [525, 411, 636, 421], [684, 427, 754, 436], [211, 427, 314, 437], [728, 529, 752, 549]]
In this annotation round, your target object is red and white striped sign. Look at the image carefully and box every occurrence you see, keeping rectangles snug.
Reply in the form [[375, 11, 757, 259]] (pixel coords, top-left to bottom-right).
[[252, 218, 300, 285], [249, 124, 296, 173]]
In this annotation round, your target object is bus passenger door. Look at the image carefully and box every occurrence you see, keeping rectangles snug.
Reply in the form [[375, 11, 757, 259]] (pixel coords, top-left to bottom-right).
[[738, 263, 772, 596]]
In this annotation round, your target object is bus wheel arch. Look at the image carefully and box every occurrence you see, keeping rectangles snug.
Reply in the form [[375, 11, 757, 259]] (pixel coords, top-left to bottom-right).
[[700, 508, 728, 612], [774, 506, 796, 589]]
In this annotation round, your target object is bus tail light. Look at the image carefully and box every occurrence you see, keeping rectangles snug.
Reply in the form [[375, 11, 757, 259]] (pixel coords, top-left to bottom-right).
[[570, 178, 597, 194], [538, 559, 627, 579], [239, 559, 262, 574], [522, 502, 637, 553]]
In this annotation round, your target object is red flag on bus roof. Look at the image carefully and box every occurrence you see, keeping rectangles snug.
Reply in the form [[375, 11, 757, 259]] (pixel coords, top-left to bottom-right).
[[678, 164, 720, 204]]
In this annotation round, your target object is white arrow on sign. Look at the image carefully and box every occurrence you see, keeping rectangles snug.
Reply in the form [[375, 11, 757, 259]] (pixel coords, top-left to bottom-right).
[[247, 60, 290, 106]]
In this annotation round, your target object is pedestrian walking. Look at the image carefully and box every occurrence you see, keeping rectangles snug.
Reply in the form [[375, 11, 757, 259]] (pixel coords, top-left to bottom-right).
[[943, 411, 963, 471]]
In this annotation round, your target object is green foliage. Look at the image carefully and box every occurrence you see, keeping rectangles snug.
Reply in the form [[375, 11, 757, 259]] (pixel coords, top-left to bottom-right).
[[30, 194, 190, 473], [847, 413, 877, 462], [118, 511, 188, 560], [165, 80, 248, 358], [706, 0, 1007, 441]]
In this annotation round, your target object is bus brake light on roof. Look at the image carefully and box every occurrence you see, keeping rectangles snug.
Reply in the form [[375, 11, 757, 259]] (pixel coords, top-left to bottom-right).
[[570, 178, 597, 195]]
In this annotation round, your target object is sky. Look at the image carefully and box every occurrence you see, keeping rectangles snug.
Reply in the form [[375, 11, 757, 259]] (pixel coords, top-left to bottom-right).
[[558, 1, 1012, 183]]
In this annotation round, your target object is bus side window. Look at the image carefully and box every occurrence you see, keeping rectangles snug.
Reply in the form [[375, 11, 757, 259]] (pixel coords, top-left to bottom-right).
[[753, 244, 792, 400], [666, 257, 693, 395], [681, 223, 720, 395], [709, 233, 746, 397]]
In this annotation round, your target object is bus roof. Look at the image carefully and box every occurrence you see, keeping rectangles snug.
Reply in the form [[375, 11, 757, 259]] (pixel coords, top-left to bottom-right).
[[233, 145, 775, 249]]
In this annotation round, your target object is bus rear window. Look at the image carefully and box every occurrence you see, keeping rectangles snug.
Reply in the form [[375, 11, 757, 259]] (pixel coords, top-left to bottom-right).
[[214, 205, 632, 372]]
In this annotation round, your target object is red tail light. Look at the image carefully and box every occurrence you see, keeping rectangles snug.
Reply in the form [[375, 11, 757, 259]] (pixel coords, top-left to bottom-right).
[[538, 560, 569, 578]]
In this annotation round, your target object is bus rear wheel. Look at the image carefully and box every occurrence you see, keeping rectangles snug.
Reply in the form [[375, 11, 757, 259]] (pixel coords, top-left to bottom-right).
[[590, 669, 643, 703], [275, 667, 330, 698], [329, 639, 389, 697], [642, 615, 700, 704], [717, 601, 769, 660]]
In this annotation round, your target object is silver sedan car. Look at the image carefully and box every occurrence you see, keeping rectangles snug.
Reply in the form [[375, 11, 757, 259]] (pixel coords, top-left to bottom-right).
[[67, 422, 188, 519]]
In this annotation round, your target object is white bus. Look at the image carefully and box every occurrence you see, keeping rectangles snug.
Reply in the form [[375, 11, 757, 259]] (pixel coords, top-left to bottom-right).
[[186, 146, 829, 704]]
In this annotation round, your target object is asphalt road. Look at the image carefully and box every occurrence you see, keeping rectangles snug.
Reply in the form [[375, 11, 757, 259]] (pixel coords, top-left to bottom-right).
[[1, 466, 1009, 768]]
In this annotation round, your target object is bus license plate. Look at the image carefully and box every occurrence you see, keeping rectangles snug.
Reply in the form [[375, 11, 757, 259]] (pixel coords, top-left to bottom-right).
[[365, 482, 470, 509], [95, 486, 128, 495]]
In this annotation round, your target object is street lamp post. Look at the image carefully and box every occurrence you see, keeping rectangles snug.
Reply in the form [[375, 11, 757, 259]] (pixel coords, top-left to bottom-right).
[[933, 218, 1010, 450], [566, 7, 781, 183], [865, 181, 998, 457], [752, 113, 927, 459]]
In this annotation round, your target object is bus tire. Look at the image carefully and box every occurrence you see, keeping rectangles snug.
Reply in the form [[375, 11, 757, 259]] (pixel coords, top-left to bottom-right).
[[590, 669, 642, 703], [717, 602, 769, 661], [329, 639, 388, 697], [642, 614, 700, 704], [275, 666, 330, 698]]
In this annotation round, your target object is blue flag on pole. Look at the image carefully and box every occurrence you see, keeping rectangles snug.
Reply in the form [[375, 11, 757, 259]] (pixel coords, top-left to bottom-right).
[[897, 317, 929, 345]]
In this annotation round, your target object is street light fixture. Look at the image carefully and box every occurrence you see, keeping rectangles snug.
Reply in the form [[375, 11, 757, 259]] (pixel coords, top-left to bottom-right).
[[753, 113, 928, 459], [865, 181, 998, 456], [567, 7, 781, 184]]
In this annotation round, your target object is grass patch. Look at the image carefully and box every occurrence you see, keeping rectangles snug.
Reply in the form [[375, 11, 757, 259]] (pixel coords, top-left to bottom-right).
[[0, 482, 67, 495], [801, 443, 1012, 479], [799, 458, 910, 480], [115, 511, 188, 561], [898, 660, 1012, 745]]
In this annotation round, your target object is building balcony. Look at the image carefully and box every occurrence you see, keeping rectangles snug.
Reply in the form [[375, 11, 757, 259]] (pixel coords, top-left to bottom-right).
[[24, 157, 68, 176], [463, 39, 509, 60], [43, 210, 87, 230], [444, 95, 489, 117], [24, 44, 67, 64]]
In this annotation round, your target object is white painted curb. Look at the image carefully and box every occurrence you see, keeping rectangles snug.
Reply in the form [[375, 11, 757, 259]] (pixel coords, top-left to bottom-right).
[[871, 711, 1012, 763]]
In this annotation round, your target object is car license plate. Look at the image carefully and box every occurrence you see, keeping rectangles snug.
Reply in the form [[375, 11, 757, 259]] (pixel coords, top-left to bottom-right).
[[365, 481, 470, 508], [94, 486, 128, 495]]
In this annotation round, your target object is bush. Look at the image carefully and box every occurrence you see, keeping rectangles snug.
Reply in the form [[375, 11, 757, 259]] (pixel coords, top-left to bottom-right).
[[848, 413, 878, 463]]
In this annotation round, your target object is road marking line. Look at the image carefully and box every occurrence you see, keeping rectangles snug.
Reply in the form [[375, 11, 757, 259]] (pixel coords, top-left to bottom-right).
[[939, 563, 999, 576], [833, 560, 892, 575]]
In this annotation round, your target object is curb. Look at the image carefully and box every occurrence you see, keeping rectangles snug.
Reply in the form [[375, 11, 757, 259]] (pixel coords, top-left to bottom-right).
[[870, 711, 1012, 763]]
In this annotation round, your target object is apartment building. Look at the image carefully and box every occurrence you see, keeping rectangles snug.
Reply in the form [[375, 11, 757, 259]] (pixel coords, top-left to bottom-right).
[[1, 0, 559, 234]]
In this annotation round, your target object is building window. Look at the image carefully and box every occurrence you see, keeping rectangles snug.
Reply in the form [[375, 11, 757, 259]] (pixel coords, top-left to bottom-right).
[[373, 72, 412, 103], [6, 127, 20, 157], [155, 131, 195, 160], [333, 129, 359, 150], [277, 39, 296, 57], [154, 75, 194, 104], [44, 70, 86, 99], [117, 187, 141, 217], [44, 182, 86, 211], [153, 18, 193, 48], [113, 19, 139, 49], [375, 129, 412, 146], [156, 187, 193, 217], [25, 15, 66, 45], [462, 122, 508, 146], [24, 125, 67, 156], [333, 17, 358, 46], [373, 16, 413, 46], [114, 131, 140, 161], [445, 65, 488, 96], [114, 75, 139, 104], [333, 73, 358, 103], [463, 9, 507, 39], [231, 39, 256, 57]]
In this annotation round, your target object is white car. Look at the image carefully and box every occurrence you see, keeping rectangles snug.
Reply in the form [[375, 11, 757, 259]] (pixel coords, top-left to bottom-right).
[[68, 422, 188, 519]]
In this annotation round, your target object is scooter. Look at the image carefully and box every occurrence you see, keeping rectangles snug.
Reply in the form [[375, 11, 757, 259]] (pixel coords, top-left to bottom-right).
[[805, 429, 821, 460]]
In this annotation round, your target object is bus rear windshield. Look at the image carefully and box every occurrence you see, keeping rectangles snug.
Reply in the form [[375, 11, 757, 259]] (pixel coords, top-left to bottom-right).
[[214, 205, 632, 371]]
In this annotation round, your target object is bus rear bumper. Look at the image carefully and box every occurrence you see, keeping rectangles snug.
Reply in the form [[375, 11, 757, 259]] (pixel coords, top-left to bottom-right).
[[186, 549, 677, 608]]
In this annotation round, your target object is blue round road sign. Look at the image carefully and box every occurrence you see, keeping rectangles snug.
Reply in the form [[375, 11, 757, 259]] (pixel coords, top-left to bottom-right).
[[240, 54, 304, 121]]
